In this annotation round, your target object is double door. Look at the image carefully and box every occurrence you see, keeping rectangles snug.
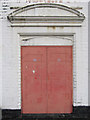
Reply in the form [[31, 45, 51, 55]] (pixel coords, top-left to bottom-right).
[[21, 46, 73, 113]]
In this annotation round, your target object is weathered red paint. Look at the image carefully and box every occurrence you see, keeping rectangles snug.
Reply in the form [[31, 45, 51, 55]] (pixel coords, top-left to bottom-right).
[[21, 46, 73, 113], [21, 47, 47, 113], [47, 47, 73, 113]]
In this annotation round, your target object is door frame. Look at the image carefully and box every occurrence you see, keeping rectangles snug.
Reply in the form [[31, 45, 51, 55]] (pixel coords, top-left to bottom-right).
[[19, 33, 76, 111]]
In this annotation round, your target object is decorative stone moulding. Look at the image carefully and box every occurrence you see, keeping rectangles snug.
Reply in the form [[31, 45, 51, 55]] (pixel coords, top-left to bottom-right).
[[7, 3, 85, 27]]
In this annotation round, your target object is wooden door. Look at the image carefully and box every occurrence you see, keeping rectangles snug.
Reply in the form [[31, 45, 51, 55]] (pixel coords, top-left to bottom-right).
[[21, 46, 73, 113], [47, 47, 73, 113], [21, 46, 47, 113]]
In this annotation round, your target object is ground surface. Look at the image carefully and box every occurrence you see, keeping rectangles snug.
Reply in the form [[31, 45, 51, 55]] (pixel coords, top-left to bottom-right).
[[2, 107, 90, 120]]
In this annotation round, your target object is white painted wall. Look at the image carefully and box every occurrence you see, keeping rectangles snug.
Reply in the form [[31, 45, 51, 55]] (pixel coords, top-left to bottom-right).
[[0, 1, 2, 109], [1, 1, 88, 109], [7, 0, 90, 3]]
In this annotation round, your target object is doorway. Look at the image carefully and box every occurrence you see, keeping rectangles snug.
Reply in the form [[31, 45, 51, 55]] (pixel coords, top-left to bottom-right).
[[21, 46, 73, 113]]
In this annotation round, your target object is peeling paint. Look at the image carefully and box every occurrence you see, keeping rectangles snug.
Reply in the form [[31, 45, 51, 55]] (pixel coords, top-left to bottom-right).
[[47, 26, 56, 30], [52, 26, 56, 30]]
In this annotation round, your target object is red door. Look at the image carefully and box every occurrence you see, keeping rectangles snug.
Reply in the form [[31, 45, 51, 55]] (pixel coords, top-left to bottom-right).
[[21, 46, 73, 113], [21, 47, 47, 113], [47, 47, 73, 113]]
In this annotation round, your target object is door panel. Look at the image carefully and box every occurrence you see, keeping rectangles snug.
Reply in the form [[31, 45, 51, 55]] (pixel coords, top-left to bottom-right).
[[47, 47, 72, 113], [21, 47, 47, 113]]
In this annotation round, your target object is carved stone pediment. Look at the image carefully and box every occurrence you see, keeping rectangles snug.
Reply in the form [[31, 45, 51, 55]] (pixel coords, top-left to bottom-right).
[[7, 3, 85, 26]]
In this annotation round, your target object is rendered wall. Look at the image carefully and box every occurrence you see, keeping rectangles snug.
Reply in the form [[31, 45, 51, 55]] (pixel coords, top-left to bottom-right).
[[0, 1, 2, 109], [1, 1, 88, 109]]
